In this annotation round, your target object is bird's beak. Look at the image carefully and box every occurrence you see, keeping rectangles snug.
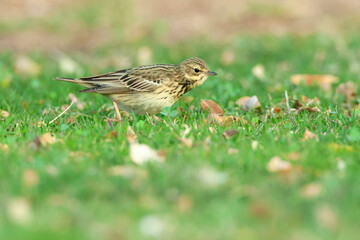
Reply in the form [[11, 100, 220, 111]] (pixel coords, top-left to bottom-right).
[[206, 71, 217, 76]]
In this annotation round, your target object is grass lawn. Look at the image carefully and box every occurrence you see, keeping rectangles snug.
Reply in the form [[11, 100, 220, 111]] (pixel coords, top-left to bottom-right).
[[0, 35, 360, 240]]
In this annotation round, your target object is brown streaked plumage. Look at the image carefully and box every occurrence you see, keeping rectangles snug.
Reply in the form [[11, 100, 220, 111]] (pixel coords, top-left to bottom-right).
[[55, 57, 217, 121]]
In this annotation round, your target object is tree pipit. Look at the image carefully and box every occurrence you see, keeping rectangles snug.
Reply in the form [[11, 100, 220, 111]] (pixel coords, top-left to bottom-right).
[[55, 57, 217, 122]]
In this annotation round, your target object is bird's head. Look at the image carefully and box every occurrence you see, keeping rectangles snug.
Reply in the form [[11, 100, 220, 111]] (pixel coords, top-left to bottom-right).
[[180, 57, 217, 87]]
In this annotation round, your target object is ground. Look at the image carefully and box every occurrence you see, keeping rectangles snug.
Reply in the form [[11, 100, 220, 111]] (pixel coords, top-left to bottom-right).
[[0, 1, 360, 240]]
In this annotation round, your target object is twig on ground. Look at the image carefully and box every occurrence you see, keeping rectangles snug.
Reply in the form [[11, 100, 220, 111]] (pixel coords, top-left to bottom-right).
[[49, 101, 74, 125], [285, 90, 290, 114]]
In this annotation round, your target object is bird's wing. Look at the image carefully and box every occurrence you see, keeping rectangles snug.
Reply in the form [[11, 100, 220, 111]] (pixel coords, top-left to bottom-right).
[[77, 65, 175, 94]]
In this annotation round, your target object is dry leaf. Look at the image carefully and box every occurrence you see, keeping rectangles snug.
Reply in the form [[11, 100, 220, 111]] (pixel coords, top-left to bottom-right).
[[267, 156, 292, 173], [127, 126, 137, 143], [238, 96, 261, 111], [273, 108, 281, 114], [7, 198, 33, 225], [23, 169, 39, 187], [301, 183, 322, 199], [236, 96, 251, 107], [104, 131, 117, 139], [201, 99, 224, 115], [130, 143, 165, 165], [298, 106, 321, 113], [314, 204, 338, 229], [336, 81, 358, 102], [15, 55, 40, 76], [177, 137, 193, 148], [221, 50, 235, 65], [39, 132, 56, 146], [291, 74, 338, 91], [302, 129, 319, 142], [252, 64, 265, 79], [223, 129, 239, 140], [68, 93, 78, 104], [301, 95, 321, 105], [207, 113, 238, 126], [0, 109, 9, 119]]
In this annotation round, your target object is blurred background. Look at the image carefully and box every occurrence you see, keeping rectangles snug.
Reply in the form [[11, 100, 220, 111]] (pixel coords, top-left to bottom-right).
[[1, 0, 359, 52]]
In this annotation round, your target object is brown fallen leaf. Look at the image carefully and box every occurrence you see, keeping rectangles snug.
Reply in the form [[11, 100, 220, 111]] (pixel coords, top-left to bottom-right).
[[301, 95, 321, 106], [104, 131, 117, 139], [298, 106, 321, 113], [39, 132, 57, 146], [291, 74, 338, 91], [127, 126, 137, 143], [207, 113, 236, 126], [223, 129, 239, 140], [336, 81, 358, 103], [267, 156, 292, 173], [273, 108, 281, 114], [201, 99, 224, 115], [270, 108, 281, 118], [177, 136, 193, 148], [292, 98, 304, 108], [236, 96, 251, 107], [237, 96, 261, 111], [302, 129, 319, 142]]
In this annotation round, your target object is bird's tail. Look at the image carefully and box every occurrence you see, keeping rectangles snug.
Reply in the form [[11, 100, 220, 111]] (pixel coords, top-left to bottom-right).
[[54, 77, 79, 83]]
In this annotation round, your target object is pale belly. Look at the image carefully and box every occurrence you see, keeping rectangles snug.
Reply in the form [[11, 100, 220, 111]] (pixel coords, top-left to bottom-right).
[[109, 92, 179, 115]]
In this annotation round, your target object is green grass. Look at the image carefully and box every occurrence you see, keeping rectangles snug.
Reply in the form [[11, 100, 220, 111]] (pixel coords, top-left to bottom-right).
[[1, 35, 360, 240]]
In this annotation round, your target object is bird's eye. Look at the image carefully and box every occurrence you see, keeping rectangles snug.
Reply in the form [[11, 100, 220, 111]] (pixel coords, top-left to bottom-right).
[[194, 68, 200, 73]]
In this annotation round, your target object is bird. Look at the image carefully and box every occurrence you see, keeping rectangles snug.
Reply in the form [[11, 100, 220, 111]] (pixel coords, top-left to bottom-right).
[[55, 57, 217, 122]]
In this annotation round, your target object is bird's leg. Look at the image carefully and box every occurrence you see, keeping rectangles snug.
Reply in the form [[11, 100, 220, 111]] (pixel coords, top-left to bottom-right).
[[146, 113, 154, 126], [113, 101, 122, 123]]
